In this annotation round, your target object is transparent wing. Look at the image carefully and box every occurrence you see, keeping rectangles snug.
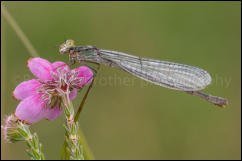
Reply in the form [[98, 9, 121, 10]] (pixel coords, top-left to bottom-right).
[[99, 49, 212, 91]]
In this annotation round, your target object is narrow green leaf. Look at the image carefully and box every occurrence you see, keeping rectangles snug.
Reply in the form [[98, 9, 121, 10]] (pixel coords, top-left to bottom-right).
[[17, 127, 28, 138]]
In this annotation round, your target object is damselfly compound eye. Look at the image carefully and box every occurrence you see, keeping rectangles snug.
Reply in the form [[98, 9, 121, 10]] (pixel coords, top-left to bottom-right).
[[59, 40, 75, 54], [66, 40, 75, 47]]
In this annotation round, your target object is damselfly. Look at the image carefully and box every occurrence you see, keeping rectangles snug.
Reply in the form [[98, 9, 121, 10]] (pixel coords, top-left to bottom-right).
[[59, 40, 228, 107]]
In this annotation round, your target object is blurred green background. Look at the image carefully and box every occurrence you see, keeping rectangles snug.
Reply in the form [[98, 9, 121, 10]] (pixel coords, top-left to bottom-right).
[[1, 1, 241, 160]]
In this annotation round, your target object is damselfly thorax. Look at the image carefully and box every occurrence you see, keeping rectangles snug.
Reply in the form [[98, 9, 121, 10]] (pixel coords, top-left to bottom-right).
[[59, 40, 228, 107], [69, 45, 118, 68]]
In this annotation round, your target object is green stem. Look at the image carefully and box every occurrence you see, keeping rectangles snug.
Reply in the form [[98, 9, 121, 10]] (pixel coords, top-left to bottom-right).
[[62, 93, 84, 160], [17, 121, 45, 160], [61, 84, 95, 160], [1, 4, 39, 57]]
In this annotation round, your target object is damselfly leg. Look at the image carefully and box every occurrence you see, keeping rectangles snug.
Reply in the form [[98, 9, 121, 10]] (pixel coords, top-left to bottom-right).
[[74, 63, 100, 122]]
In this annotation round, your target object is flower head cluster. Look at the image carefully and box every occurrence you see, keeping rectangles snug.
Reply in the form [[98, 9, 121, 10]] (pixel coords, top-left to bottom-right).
[[13, 58, 93, 124], [1, 114, 45, 159], [1, 114, 23, 142]]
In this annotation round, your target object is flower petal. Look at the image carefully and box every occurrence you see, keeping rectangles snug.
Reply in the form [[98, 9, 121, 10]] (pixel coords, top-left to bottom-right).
[[13, 79, 41, 100], [52, 61, 70, 73], [73, 66, 93, 87], [44, 106, 63, 120], [69, 88, 77, 100], [15, 94, 47, 124], [27, 58, 53, 81]]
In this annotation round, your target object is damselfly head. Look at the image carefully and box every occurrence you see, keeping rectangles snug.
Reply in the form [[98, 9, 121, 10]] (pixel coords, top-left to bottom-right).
[[59, 40, 75, 54]]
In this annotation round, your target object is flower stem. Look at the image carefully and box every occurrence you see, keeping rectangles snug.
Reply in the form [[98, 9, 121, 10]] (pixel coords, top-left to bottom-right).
[[62, 93, 84, 160], [18, 122, 45, 160], [61, 84, 95, 160]]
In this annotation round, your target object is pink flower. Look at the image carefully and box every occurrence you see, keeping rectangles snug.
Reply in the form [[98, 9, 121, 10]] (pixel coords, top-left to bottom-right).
[[13, 58, 93, 124]]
